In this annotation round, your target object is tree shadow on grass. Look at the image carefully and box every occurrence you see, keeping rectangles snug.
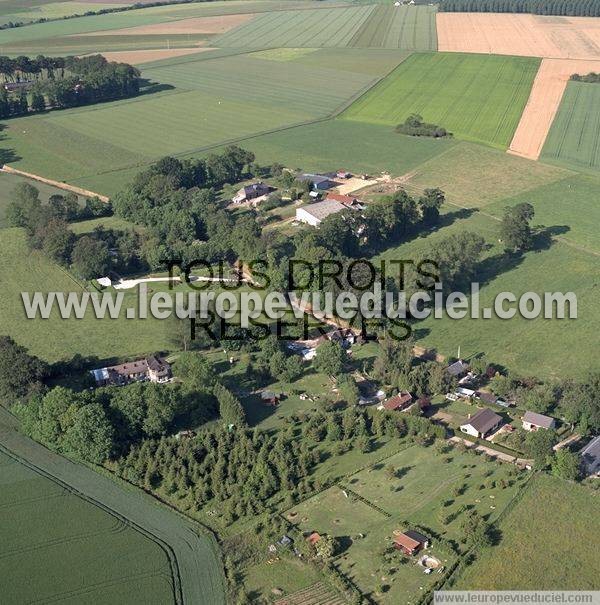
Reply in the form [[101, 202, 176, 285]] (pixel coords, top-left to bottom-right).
[[0, 124, 21, 165], [138, 79, 176, 97]]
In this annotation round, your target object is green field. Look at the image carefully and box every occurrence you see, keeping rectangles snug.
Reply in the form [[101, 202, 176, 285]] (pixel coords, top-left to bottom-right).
[[208, 119, 457, 181], [485, 173, 600, 254], [0, 228, 170, 362], [2, 50, 407, 196], [348, 4, 437, 49], [402, 141, 570, 208], [377, 199, 599, 379], [541, 81, 600, 173], [0, 445, 176, 604], [342, 52, 540, 149], [453, 474, 600, 590], [216, 5, 436, 50]]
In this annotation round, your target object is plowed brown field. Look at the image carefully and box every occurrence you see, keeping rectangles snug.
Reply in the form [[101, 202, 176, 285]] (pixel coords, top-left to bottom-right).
[[81, 14, 254, 36], [437, 13, 600, 60], [95, 47, 215, 65], [509, 58, 600, 159]]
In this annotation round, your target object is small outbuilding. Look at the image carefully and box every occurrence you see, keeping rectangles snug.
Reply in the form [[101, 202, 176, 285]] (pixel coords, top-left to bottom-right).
[[393, 530, 429, 555]]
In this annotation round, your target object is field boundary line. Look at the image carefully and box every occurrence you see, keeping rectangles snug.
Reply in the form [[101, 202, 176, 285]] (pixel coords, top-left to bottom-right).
[[0, 440, 185, 605], [1, 165, 109, 202]]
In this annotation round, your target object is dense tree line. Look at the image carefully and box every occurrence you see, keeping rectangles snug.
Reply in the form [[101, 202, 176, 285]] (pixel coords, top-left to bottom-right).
[[0, 336, 47, 403], [571, 71, 600, 82], [0, 54, 140, 118], [439, 0, 600, 16]]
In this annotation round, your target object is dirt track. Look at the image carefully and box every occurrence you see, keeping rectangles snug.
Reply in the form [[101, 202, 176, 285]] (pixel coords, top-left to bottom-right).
[[509, 58, 600, 159], [81, 14, 254, 36], [437, 13, 600, 59]]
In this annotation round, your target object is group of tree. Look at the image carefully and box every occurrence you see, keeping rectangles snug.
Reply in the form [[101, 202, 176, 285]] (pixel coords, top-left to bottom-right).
[[571, 71, 600, 83], [372, 337, 457, 397], [0, 54, 140, 118], [439, 0, 600, 17], [111, 147, 263, 268], [499, 202, 535, 252], [396, 114, 449, 138], [0, 335, 47, 403], [5, 182, 121, 278]]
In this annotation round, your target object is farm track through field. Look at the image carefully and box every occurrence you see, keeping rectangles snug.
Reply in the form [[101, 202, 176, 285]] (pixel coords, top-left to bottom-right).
[[0, 407, 226, 605]]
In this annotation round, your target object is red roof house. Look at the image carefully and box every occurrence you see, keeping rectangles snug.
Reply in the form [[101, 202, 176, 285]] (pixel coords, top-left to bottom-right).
[[382, 391, 414, 411]]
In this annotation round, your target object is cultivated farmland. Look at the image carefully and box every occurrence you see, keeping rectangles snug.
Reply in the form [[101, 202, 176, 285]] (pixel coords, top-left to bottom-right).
[[452, 474, 600, 590], [342, 52, 540, 149], [215, 5, 436, 50], [0, 446, 176, 604], [437, 12, 600, 60], [541, 81, 600, 172], [1, 49, 408, 195], [508, 58, 600, 160], [347, 5, 437, 50]]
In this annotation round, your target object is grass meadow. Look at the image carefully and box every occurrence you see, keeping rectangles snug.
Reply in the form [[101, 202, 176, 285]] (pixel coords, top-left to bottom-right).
[[541, 81, 600, 173], [0, 447, 175, 604], [0, 228, 170, 363], [453, 474, 600, 590], [342, 52, 540, 149], [2, 49, 408, 196]]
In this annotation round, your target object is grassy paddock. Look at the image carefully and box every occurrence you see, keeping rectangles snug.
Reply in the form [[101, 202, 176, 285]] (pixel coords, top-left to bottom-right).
[[453, 474, 600, 589], [342, 52, 540, 149]]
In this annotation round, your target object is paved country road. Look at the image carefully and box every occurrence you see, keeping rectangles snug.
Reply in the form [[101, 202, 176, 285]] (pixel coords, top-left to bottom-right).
[[0, 406, 226, 605]]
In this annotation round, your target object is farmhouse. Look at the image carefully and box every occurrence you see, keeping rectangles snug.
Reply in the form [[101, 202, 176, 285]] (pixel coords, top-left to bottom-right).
[[460, 408, 503, 439], [298, 173, 338, 191], [232, 182, 269, 204], [306, 532, 321, 546], [91, 356, 171, 387], [379, 391, 413, 411], [261, 391, 280, 406], [581, 435, 600, 477], [393, 530, 430, 555], [296, 199, 347, 227], [522, 411, 556, 432], [447, 359, 469, 378]]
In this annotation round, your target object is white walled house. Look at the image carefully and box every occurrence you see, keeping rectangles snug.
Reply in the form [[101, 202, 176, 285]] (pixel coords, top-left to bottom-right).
[[460, 408, 503, 439], [522, 411, 556, 432], [296, 199, 347, 227]]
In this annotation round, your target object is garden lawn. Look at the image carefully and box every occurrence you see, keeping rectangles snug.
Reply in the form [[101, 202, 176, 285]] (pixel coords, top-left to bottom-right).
[[0, 448, 175, 604], [342, 52, 540, 149], [541, 81, 600, 173], [453, 474, 600, 590]]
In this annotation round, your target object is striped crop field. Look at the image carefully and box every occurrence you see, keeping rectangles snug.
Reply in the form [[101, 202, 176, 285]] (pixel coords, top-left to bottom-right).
[[348, 5, 437, 50], [215, 5, 436, 50], [0, 447, 176, 604], [214, 6, 375, 48], [2, 50, 405, 194], [541, 81, 600, 172], [342, 52, 540, 149]]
